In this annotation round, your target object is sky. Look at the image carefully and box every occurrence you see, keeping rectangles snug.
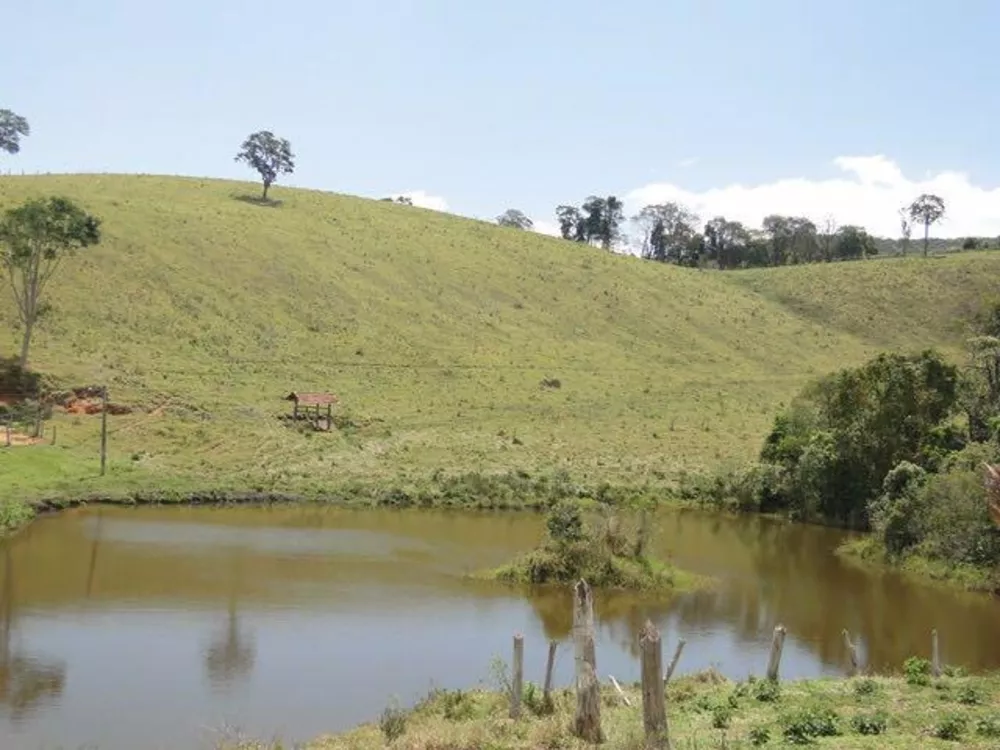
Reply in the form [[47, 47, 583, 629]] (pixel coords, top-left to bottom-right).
[[4, 0, 1000, 240]]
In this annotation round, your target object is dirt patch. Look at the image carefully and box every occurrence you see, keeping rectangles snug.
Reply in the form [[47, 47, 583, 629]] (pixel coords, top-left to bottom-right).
[[51, 386, 134, 416], [2, 430, 46, 447]]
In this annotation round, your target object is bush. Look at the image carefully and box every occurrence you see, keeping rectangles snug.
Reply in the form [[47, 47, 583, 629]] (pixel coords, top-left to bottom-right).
[[956, 684, 983, 705], [933, 713, 967, 741], [904, 656, 932, 686], [853, 677, 879, 698], [379, 701, 407, 742], [851, 709, 888, 735], [711, 703, 733, 729], [748, 726, 770, 746], [753, 678, 781, 703], [975, 715, 1000, 738], [781, 705, 840, 744]]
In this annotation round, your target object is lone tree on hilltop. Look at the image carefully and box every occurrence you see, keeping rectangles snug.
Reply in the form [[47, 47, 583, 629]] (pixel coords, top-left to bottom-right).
[[234, 130, 295, 201], [0, 196, 101, 367], [907, 193, 946, 257], [496, 208, 533, 230], [0, 109, 30, 155]]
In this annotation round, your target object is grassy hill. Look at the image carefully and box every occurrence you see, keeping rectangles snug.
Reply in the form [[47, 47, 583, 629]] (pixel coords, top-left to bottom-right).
[[2, 174, 999, 505]]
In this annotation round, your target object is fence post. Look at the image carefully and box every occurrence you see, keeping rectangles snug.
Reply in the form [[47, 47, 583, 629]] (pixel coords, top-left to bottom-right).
[[766, 625, 786, 682], [664, 638, 686, 684], [641, 620, 670, 749], [932, 629, 941, 678], [510, 633, 524, 719], [4, 414, 9, 447], [100, 385, 108, 476], [542, 640, 557, 712], [51, 424, 57, 446], [571, 579, 602, 743]]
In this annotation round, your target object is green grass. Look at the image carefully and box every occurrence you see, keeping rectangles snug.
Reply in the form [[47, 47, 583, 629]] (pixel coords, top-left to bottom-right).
[[2, 174, 1000, 514], [268, 671, 1000, 749]]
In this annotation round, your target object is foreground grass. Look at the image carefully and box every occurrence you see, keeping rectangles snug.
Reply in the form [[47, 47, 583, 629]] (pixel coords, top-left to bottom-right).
[[837, 537, 1000, 595], [2, 175, 999, 510], [226, 670, 1000, 749]]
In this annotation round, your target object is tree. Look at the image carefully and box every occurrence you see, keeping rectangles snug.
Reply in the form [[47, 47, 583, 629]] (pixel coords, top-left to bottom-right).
[[703, 217, 750, 269], [819, 215, 838, 262], [898, 208, 913, 256], [0, 110, 29, 155], [556, 205, 585, 242], [634, 203, 699, 263], [496, 209, 533, 230], [834, 225, 877, 261], [0, 196, 101, 367], [908, 194, 946, 257], [234, 130, 295, 200]]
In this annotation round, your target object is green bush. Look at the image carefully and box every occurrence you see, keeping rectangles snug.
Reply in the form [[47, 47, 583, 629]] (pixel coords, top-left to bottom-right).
[[748, 726, 770, 746], [752, 678, 781, 703], [851, 709, 888, 735], [904, 656, 932, 686], [933, 713, 967, 741], [956, 684, 983, 705], [711, 703, 733, 729], [379, 700, 407, 742], [781, 705, 840, 744], [975, 715, 1000, 738], [852, 677, 879, 698]]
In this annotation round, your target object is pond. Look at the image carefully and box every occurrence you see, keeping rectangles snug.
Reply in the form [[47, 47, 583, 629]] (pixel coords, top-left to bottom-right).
[[1, 504, 999, 749]]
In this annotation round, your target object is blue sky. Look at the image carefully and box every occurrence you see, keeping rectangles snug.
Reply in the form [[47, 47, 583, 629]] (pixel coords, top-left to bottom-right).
[[4, 0, 999, 236]]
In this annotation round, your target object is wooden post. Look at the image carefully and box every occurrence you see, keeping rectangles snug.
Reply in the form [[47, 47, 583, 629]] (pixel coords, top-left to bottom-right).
[[510, 633, 524, 719], [51, 424, 57, 446], [641, 620, 670, 749], [842, 629, 859, 676], [932, 629, 941, 678], [4, 414, 9, 447], [33, 403, 42, 438], [766, 625, 786, 682], [573, 579, 597, 672], [572, 579, 602, 743], [293, 400, 299, 420], [664, 638, 686, 684], [542, 640, 557, 712], [573, 661, 603, 743], [100, 385, 108, 476], [327, 402, 332, 430]]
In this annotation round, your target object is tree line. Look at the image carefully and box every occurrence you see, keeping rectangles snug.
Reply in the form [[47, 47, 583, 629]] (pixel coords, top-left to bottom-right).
[[496, 192, 956, 269]]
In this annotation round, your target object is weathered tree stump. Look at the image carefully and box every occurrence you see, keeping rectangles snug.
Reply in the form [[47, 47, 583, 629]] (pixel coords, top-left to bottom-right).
[[573, 661, 604, 744], [571, 579, 603, 743], [511, 633, 524, 719], [641, 620, 670, 749], [766, 624, 786, 682]]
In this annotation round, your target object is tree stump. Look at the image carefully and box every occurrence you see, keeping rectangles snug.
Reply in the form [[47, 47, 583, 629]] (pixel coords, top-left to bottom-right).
[[641, 620, 670, 749], [542, 640, 557, 713], [766, 625, 786, 682], [573, 660, 604, 743]]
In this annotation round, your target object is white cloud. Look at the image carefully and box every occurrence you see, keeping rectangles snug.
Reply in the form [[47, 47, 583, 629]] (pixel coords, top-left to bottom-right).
[[678, 157, 700, 168], [532, 218, 561, 237], [396, 190, 449, 212], [627, 156, 1000, 238]]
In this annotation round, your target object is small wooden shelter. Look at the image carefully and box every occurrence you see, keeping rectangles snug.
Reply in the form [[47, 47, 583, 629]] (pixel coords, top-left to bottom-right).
[[284, 391, 338, 431]]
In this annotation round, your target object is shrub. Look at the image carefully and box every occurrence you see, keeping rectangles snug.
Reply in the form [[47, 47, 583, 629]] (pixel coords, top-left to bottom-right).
[[851, 709, 888, 735], [781, 705, 840, 744], [933, 713, 967, 741], [753, 678, 781, 703], [853, 677, 879, 698], [956, 684, 983, 705], [903, 656, 932, 686], [379, 701, 407, 742], [975, 715, 1000, 738], [748, 726, 770, 746], [711, 703, 733, 729]]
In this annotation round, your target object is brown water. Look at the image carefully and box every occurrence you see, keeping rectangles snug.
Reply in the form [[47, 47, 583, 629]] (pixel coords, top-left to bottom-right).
[[1, 505, 999, 750]]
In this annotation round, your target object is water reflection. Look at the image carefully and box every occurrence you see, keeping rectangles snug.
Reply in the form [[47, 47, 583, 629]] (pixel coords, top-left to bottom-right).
[[0, 545, 66, 724], [203, 554, 256, 690]]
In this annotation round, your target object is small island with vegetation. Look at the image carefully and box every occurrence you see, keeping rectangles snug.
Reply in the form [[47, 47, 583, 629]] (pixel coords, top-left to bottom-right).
[[481, 500, 710, 593]]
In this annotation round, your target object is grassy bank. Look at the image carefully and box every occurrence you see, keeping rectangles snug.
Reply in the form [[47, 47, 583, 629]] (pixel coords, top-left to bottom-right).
[[288, 669, 1000, 749], [837, 537, 1000, 595], [3, 175, 1000, 512]]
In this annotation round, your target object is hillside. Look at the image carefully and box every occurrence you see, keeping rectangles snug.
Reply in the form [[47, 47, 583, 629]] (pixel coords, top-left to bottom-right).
[[2, 174, 999, 504]]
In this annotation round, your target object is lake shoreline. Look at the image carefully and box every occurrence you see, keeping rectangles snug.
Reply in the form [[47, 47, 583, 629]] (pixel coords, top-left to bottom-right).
[[302, 670, 1000, 750]]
